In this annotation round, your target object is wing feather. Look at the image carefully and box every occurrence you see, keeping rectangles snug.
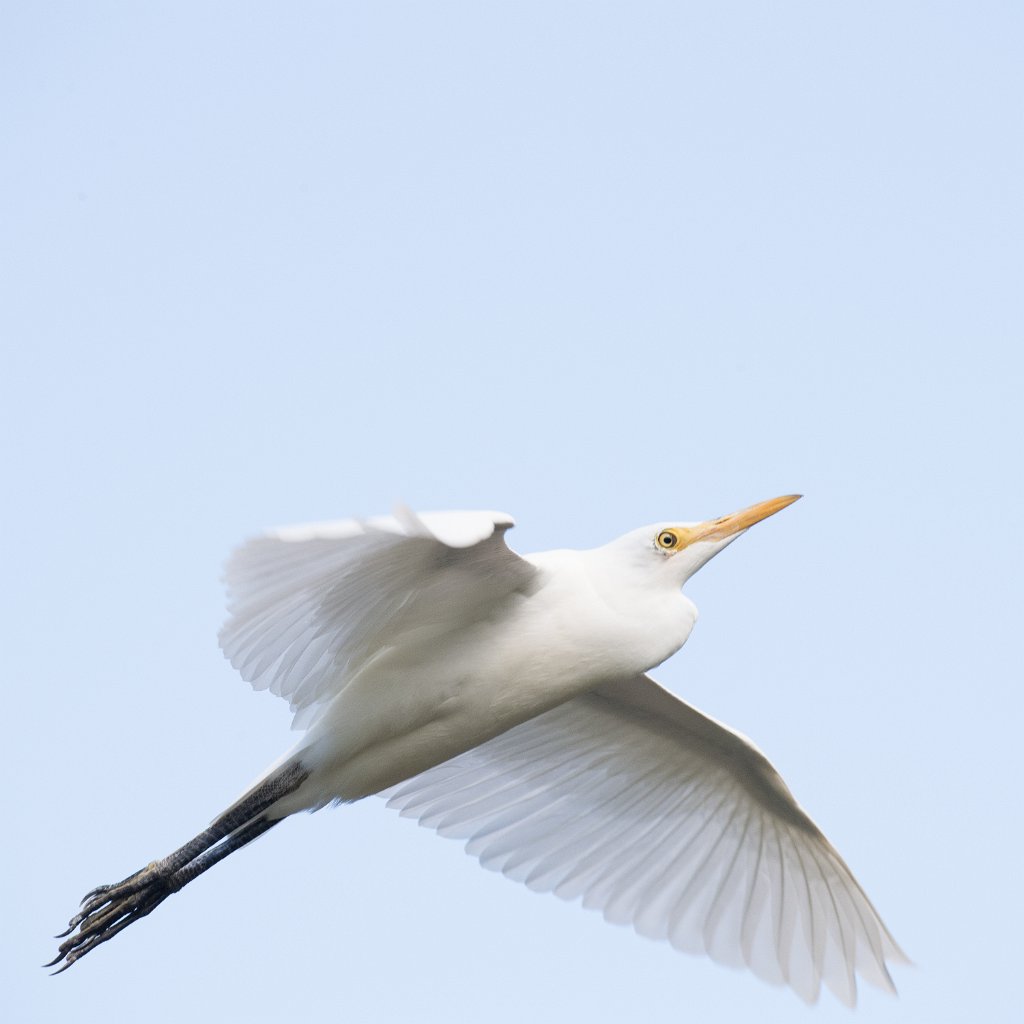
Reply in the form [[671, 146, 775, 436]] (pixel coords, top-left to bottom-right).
[[220, 510, 535, 728], [384, 674, 906, 1005]]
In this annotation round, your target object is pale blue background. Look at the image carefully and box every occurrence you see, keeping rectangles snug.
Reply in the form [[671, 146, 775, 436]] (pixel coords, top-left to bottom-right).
[[3, 3, 1021, 1022]]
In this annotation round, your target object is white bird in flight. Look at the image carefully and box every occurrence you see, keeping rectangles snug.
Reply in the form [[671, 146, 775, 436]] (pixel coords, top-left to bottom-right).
[[51, 495, 906, 1004]]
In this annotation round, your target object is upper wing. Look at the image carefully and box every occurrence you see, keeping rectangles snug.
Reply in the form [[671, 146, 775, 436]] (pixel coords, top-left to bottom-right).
[[384, 674, 907, 1005], [220, 509, 537, 729]]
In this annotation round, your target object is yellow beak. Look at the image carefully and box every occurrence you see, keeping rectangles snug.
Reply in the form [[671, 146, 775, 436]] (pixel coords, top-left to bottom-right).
[[683, 494, 801, 546]]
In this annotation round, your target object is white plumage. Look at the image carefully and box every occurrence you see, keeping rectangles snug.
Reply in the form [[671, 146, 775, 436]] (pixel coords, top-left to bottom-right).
[[386, 675, 905, 1006], [220, 510, 533, 730], [53, 498, 906, 1004]]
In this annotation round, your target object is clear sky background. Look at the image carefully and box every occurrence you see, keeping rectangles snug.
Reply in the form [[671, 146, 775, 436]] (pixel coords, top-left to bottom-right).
[[3, 3, 1021, 1022]]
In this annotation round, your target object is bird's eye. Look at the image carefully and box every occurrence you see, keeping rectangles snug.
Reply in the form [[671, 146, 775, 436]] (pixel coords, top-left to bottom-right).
[[657, 530, 678, 549]]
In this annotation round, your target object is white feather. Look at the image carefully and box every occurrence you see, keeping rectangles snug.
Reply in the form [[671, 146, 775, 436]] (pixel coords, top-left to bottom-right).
[[384, 674, 908, 1006], [219, 510, 534, 728]]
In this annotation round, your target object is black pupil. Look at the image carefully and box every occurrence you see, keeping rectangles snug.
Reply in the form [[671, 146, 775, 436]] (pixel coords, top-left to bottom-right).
[[661, 533, 674, 546]]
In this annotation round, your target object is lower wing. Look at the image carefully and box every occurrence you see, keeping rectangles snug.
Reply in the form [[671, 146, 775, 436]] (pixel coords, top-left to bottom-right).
[[384, 674, 907, 1005]]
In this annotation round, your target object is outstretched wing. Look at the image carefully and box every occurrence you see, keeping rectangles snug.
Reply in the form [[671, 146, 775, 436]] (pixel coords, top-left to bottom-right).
[[220, 509, 537, 729], [384, 674, 907, 1006]]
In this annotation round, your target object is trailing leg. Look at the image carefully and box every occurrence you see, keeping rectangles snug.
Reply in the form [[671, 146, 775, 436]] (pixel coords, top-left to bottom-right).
[[49, 761, 308, 972]]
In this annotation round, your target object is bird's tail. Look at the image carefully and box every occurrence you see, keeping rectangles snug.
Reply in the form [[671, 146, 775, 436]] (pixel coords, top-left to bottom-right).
[[47, 759, 309, 973]]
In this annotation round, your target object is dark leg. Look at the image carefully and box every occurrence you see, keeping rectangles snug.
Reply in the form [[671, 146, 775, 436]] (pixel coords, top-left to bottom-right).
[[48, 761, 308, 972], [166, 815, 278, 892]]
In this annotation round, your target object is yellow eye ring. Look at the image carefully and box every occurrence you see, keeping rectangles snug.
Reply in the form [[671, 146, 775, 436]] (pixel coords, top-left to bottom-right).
[[657, 530, 678, 550]]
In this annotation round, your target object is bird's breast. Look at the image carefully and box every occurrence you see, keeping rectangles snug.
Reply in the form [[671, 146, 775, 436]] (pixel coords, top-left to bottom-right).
[[289, 565, 697, 805]]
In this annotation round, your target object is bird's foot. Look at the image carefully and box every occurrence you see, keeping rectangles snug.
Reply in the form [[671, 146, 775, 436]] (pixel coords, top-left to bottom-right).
[[48, 861, 174, 973]]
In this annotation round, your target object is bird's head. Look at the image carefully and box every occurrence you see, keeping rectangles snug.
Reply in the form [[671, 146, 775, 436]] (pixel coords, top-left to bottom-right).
[[610, 495, 801, 588]]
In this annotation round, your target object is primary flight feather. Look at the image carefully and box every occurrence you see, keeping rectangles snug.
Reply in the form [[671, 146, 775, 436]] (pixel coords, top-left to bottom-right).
[[50, 496, 906, 1005]]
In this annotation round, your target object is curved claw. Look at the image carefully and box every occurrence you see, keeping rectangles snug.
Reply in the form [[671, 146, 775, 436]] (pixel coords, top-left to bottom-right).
[[80, 884, 111, 904], [49, 864, 173, 973]]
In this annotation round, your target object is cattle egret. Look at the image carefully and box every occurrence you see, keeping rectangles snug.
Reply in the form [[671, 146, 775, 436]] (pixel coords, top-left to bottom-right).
[[50, 496, 906, 1004]]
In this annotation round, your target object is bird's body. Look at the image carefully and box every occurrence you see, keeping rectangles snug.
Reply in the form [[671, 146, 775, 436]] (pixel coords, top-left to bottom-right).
[[51, 497, 907, 1005], [277, 534, 698, 810]]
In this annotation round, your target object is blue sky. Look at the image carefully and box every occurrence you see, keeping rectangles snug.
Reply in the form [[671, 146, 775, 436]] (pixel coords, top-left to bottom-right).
[[3, 3, 1021, 1022]]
